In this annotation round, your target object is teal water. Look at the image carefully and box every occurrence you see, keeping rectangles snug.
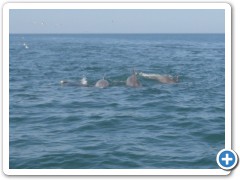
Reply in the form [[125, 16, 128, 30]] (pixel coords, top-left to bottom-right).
[[9, 34, 225, 169]]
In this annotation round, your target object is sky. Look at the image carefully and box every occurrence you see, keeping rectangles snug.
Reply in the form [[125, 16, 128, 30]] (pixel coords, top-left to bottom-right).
[[9, 9, 225, 34]]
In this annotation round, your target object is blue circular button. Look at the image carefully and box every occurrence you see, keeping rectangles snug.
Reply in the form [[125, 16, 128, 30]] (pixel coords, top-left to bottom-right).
[[216, 149, 238, 170]]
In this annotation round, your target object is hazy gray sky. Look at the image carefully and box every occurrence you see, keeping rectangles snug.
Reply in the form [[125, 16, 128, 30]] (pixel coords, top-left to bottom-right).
[[10, 9, 225, 34]]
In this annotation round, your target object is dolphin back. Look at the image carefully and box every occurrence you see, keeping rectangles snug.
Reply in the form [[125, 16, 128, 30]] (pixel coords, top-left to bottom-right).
[[95, 79, 109, 88], [139, 72, 178, 84], [126, 74, 141, 87]]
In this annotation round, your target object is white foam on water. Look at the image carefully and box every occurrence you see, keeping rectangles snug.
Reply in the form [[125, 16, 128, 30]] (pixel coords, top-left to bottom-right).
[[80, 76, 88, 86], [23, 42, 29, 49]]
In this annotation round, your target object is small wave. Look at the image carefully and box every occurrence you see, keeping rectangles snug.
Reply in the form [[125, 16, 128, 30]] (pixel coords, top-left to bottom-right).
[[23, 42, 29, 49], [80, 76, 88, 86]]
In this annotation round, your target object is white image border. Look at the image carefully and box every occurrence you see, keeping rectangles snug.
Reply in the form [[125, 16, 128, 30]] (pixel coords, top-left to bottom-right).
[[2, 2, 231, 176]]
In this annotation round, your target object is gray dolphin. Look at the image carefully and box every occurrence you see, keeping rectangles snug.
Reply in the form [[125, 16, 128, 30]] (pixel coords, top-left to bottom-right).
[[95, 76, 109, 88], [139, 72, 178, 84], [60, 80, 81, 86], [126, 69, 141, 87], [60, 76, 88, 87]]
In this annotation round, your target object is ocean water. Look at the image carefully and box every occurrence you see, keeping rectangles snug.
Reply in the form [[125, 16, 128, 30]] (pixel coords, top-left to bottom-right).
[[9, 34, 225, 169]]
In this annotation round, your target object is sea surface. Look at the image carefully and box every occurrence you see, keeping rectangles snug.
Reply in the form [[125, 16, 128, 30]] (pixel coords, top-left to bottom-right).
[[9, 34, 225, 169]]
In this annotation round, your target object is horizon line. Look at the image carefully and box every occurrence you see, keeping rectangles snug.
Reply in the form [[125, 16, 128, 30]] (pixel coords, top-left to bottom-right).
[[10, 32, 225, 35]]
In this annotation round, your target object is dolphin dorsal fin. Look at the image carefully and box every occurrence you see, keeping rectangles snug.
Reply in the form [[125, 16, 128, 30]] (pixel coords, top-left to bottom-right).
[[132, 68, 136, 75]]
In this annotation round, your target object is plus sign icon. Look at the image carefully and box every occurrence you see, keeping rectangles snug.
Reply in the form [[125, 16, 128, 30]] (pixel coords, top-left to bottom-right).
[[216, 149, 238, 170]]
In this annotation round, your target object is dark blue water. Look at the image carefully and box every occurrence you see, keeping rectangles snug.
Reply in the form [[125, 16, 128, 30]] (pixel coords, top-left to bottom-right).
[[9, 34, 225, 169]]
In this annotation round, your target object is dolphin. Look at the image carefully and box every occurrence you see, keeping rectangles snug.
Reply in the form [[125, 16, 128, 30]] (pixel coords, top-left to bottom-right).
[[60, 80, 80, 86], [95, 75, 109, 88], [60, 76, 88, 87], [60, 80, 68, 84], [126, 69, 141, 87], [139, 72, 178, 84]]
